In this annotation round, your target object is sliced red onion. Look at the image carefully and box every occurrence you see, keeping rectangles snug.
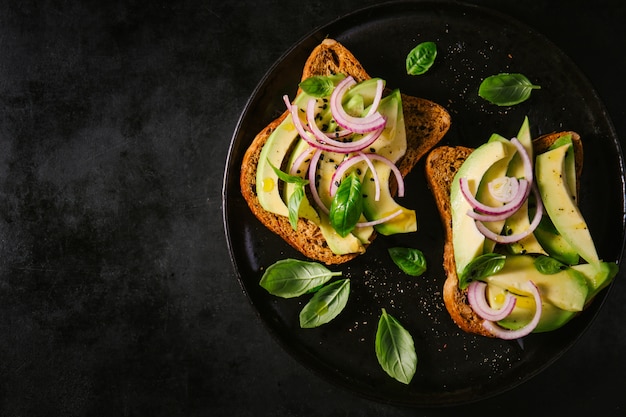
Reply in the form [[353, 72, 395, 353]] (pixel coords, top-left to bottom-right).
[[365, 79, 384, 117], [356, 209, 403, 228], [330, 153, 381, 201], [482, 281, 542, 340], [475, 184, 544, 244], [330, 76, 386, 133], [467, 281, 516, 321], [460, 176, 529, 217], [289, 146, 315, 176], [510, 137, 533, 183], [306, 98, 385, 151], [488, 176, 520, 203], [366, 154, 405, 197], [307, 148, 329, 214]]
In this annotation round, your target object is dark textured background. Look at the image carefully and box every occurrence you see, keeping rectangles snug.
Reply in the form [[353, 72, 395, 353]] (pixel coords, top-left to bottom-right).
[[0, 0, 624, 416]]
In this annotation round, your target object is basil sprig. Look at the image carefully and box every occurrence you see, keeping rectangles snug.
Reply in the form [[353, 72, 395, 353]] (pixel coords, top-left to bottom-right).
[[268, 160, 309, 230], [459, 253, 506, 289], [478, 73, 541, 106], [299, 279, 350, 328], [375, 308, 417, 385], [406, 41, 437, 75], [534, 255, 567, 274], [259, 259, 341, 298], [329, 172, 363, 237], [299, 75, 335, 97], [388, 247, 427, 276]]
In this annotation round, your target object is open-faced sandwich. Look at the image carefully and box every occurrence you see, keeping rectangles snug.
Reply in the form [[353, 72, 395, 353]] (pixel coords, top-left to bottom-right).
[[241, 39, 451, 264], [426, 117, 619, 339]]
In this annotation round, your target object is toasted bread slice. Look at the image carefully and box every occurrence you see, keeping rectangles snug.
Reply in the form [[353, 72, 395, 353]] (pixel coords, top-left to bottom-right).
[[240, 38, 451, 264], [425, 131, 582, 336]]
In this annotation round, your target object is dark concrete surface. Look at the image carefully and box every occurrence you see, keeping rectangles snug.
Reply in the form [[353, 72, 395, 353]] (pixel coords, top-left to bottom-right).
[[0, 0, 624, 416]]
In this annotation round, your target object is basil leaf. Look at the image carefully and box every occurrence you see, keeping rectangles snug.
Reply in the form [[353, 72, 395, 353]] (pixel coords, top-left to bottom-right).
[[478, 73, 541, 106], [268, 159, 308, 187], [259, 259, 342, 298], [268, 159, 310, 230], [534, 255, 567, 274], [459, 253, 506, 289], [299, 75, 335, 97], [287, 185, 305, 230], [329, 172, 363, 237], [299, 279, 350, 328], [406, 41, 437, 75], [375, 308, 417, 385], [388, 247, 427, 276]]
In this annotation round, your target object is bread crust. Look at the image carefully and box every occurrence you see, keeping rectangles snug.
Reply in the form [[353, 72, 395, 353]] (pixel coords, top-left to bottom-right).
[[240, 38, 451, 264], [425, 131, 582, 336]]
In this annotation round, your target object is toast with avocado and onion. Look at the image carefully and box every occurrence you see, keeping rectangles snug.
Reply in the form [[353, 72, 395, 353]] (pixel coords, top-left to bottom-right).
[[241, 38, 451, 265], [426, 122, 617, 338]]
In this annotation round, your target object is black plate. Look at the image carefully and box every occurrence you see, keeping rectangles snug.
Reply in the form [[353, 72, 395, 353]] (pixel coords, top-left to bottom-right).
[[222, 0, 625, 407]]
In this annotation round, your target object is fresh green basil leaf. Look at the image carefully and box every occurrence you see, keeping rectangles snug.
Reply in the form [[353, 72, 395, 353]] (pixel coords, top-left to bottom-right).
[[299, 279, 350, 328], [268, 159, 309, 186], [406, 41, 437, 75], [478, 73, 541, 106], [287, 185, 305, 230], [259, 259, 342, 298], [299, 75, 335, 97], [329, 172, 363, 237], [459, 253, 506, 289], [375, 308, 417, 385], [388, 247, 427, 276], [534, 255, 567, 274]]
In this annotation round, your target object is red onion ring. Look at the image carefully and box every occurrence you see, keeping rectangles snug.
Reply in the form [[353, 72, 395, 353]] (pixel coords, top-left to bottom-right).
[[330, 153, 381, 201], [330, 76, 386, 133], [366, 154, 405, 197], [356, 209, 403, 228], [482, 281, 542, 340], [488, 176, 521, 203], [307, 148, 329, 214], [460, 177, 529, 217], [510, 137, 533, 183], [475, 184, 544, 243], [365, 79, 384, 117], [306, 98, 385, 151], [289, 146, 315, 176], [467, 281, 516, 321]]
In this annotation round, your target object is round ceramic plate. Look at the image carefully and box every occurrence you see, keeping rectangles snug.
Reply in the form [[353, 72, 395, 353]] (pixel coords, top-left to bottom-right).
[[222, 0, 625, 407]]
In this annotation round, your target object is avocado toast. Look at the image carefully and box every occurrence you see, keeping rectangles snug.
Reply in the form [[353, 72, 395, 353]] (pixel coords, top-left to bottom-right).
[[425, 121, 618, 338], [240, 39, 451, 264]]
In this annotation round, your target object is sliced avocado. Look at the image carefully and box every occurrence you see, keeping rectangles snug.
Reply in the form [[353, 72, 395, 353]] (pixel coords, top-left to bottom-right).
[[486, 284, 576, 332], [503, 117, 547, 256], [571, 261, 619, 301], [360, 90, 416, 235], [482, 254, 589, 312], [475, 135, 516, 253], [283, 139, 321, 223], [548, 134, 576, 200], [256, 115, 301, 217], [533, 215, 580, 265], [535, 143, 600, 265], [450, 140, 509, 275]]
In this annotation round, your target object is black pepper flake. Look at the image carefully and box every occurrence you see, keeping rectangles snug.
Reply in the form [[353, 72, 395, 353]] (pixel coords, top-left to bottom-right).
[[356, 168, 362, 175], [370, 148, 376, 153]]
